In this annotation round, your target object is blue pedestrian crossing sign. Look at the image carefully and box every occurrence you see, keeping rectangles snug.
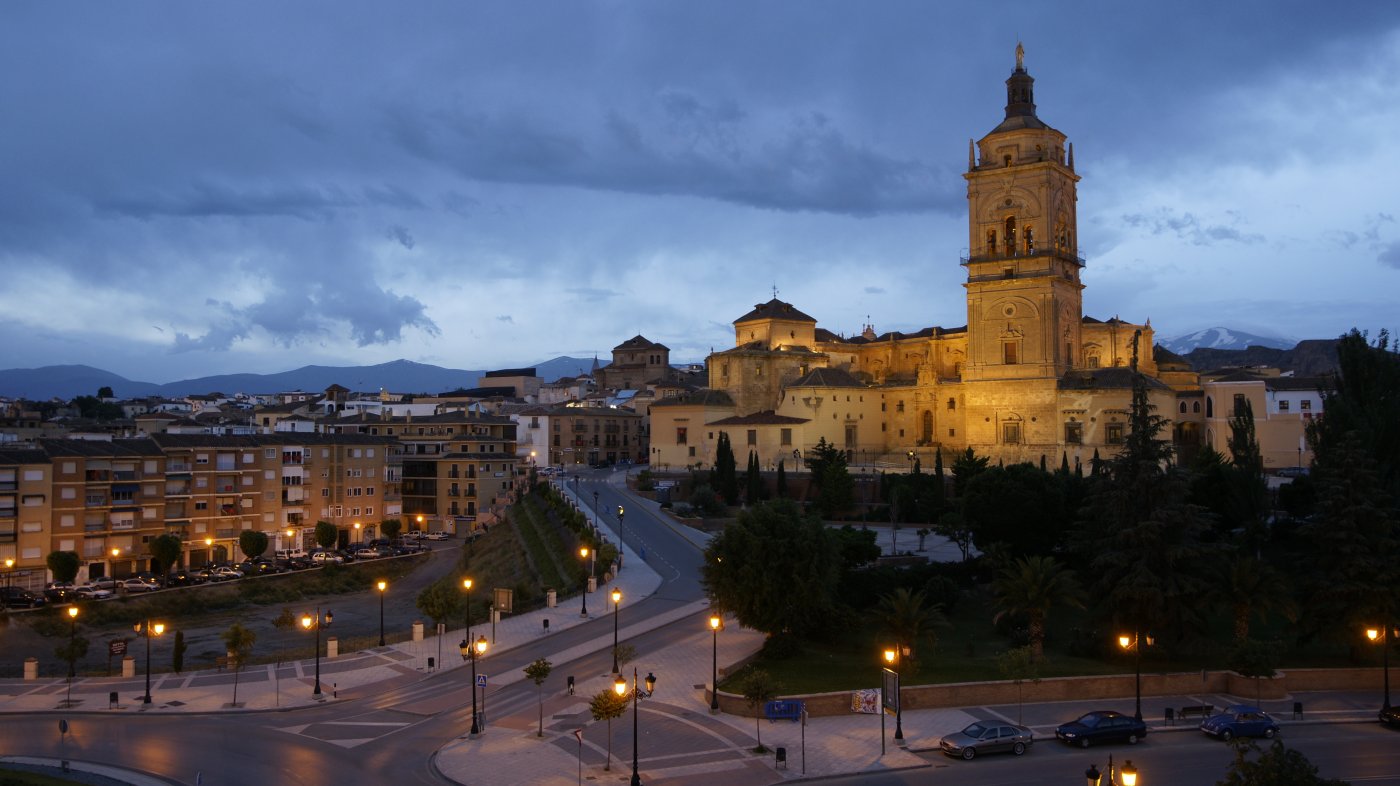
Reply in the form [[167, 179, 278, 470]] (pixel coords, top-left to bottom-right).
[[476, 674, 488, 687]]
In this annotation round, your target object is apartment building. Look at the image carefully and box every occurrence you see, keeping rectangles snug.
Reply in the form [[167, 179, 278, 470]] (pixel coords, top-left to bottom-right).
[[0, 449, 55, 592]]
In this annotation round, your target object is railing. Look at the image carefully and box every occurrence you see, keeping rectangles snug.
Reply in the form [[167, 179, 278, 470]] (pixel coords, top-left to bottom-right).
[[959, 247, 1084, 267]]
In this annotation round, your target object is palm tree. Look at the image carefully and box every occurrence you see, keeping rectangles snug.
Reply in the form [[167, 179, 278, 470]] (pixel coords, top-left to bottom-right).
[[874, 587, 950, 672], [992, 555, 1086, 662], [1220, 554, 1296, 644]]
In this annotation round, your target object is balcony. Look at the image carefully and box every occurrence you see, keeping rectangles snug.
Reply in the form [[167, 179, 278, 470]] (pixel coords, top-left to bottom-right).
[[112, 470, 138, 481], [167, 462, 193, 473], [84, 470, 111, 482], [85, 495, 108, 508]]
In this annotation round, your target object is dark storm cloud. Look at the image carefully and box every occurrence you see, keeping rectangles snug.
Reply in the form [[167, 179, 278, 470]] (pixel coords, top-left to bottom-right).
[[386, 225, 416, 250], [1378, 242, 1400, 270], [386, 88, 957, 217]]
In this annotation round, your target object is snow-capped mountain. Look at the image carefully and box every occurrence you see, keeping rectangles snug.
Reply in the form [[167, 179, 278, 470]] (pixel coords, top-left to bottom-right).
[[1158, 327, 1295, 355]]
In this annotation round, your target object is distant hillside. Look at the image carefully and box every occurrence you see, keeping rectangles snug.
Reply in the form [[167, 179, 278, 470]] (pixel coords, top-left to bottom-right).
[[0, 356, 596, 400], [1182, 339, 1340, 376]]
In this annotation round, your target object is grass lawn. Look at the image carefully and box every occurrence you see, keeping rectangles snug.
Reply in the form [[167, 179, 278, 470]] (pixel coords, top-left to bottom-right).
[[720, 588, 1372, 695], [0, 765, 90, 785]]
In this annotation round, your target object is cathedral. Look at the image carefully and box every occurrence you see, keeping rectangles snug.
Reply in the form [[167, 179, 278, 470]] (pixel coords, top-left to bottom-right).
[[650, 47, 1193, 471]]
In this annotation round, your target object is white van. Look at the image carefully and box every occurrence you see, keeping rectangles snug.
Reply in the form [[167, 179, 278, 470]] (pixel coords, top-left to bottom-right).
[[275, 548, 307, 560]]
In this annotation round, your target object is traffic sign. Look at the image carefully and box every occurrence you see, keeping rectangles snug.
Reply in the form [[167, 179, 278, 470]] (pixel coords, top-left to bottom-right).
[[476, 674, 487, 687]]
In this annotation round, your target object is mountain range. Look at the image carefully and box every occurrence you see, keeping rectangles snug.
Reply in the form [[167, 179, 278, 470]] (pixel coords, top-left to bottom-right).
[[1156, 327, 1296, 355], [0, 357, 599, 401]]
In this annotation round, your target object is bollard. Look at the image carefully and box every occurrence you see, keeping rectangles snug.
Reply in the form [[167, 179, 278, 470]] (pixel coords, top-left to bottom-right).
[[326, 637, 338, 659], [567, 675, 575, 695], [412, 621, 424, 642], [587, 576, 597, 593], [23, 657, 38, 681]]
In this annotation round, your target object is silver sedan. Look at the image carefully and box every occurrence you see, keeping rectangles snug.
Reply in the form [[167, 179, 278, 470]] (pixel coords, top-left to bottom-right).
[[939, 721, 1034, 760]]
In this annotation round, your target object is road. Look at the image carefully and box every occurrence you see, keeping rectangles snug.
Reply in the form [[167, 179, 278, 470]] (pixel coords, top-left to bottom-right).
[[0, 469, 712, 785], [808, 723, 1400, 785]]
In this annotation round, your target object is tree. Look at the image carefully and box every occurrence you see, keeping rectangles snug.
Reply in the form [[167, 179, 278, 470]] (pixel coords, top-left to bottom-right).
[[1308, 329, 1400, 495], [1228, 638, 1281, 706], [745, 451, 763, 503], [1073, 334, 1221, 639], [829, 525, 881, 570], [1215, 740, 1349, 786], [712, 432, 739, 504], [524, 657, 553, 738], [775, 460, 788, 498], [805, 437, 844, 488], [220, 623, 257, 707], [416, 579, 464, 626], [933, 511, 974, 562], [97, 386, 114, 398], [992, 555, 1086, 662], [314, 521, 338, 550], [962, 463, 1067, 558], [46, 550, 81, 584], [587, 688, 628, 770], [54, 629, 89, 683], [951, 447, 989, 497], [1218, 555, 1295, 644], [873, 587, 950, 673], [916, 528, 930, 552], [687, 485, 726, 517], [996, 645, 1041, 724], [171, 630, 187, 674], [739, 668, 782, 753], [703, 499, 841, 637], [148, 533, 184, 583], [239, 530, 269, 560], [1227, 398, 1269, 548], [817, 461, 854, 518], [380, 518, 403, 541]]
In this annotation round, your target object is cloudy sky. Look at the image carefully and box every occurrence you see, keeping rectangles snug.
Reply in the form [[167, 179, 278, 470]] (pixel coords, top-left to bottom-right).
[[3, 2, 1398, 383]]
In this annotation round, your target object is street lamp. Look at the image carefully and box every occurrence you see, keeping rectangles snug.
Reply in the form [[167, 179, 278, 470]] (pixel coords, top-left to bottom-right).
[[204, 537, 214, 566], [709, 613, 723, 712], [906, 450, 915, 473], [1368, 625, 1393, 710], [579, 547, 592, 617], [354, 521, 362, 544], [300, 607, 332, 696], [884, 647, 904, 742], [611, 588, 622, 673], [3, 557, 12, 592], [1118, 631, 1153, 721], [65, 606, 79, 705], [376, 580, 388, 647], [617, 505, 625, 532], [459, 634, 488, 736], [135, 619, 166, 704], [614, 667, 656, 786], [592, 491, 599, 530]]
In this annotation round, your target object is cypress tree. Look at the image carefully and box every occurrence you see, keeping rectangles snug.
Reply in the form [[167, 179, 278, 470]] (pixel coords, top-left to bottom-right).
[[775, 460, 788, 498]]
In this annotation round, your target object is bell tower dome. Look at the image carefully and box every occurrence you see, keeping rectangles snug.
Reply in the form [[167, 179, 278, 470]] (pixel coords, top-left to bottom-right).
[[961, 44, 1084, 383]]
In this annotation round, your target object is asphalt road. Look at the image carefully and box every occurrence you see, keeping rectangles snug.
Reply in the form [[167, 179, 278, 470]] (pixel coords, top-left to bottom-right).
[[810, 723, 1400, 786], [0, 468, 713, 786]]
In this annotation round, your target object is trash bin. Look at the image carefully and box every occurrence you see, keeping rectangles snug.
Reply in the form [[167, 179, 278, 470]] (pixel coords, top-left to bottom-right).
[[775, 747, 787, 769], [1165, 707, 1175, 724], [427, 657, 435, 670]]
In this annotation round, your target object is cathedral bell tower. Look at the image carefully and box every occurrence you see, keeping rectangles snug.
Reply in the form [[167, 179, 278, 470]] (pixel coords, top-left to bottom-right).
[[960, 44, 1084, 383]]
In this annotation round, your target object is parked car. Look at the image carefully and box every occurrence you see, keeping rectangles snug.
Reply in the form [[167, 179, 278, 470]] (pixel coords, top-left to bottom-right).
[[311, 551, 344, 565], [74, 583, 115, 600], [1200, 705, 1279, 742], [1381, 705, 1400, 728], [85, 576, 117, 591], [1055, 710, 1148, 748], [425, 531, 450, 541], [120, 577, 159, 593], [356, 547, 382, 558], [43, 582, 77, 603], [210, 566, 244, 582], [939, 721, 1034, 760], [165, 570, 201, 587], [404, 530, 426, 540], [1, 587, 47, 608]]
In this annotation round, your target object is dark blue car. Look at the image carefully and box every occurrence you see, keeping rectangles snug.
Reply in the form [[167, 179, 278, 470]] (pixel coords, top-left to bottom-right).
[[1055, 710, 1148, 748], [1200, 705, 1279, 741]]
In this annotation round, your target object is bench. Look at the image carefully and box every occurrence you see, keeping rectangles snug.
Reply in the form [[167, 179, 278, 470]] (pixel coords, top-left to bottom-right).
[[764, 700, 803, 723], [1177, 704, 1214, 721]]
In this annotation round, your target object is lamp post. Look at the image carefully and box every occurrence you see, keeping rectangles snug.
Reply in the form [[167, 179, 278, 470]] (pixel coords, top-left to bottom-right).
[[135, 619, 166, 704], [579, 547, 592, 617], [1087, 754, 1137, 786], [354, 521, 361, 544], [110, 548, 121, 580], [376, 580, 388, 647], [3, 557, 12, 593], [300, 607, 332, 696], [592, 491, 599, 531], [1368, 624, 1393, 710], [614, 667, 656, 786], [203, 537, 214, 567], [1118, 631, 1152, 721], [709, 613, 723, 712], [65, 606, 79, 706], [460, 634, 488, 736], [884, 647, 904, 742], [610, 588, 623, 673], [906, 450, 915, 474]]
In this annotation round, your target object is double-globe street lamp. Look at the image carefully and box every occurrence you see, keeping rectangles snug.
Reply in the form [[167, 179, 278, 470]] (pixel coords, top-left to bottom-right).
[[1118, 631, 1153, 721], [135, 619, 166, 704], [1368, 623, 1394, 711], [460, 634, 488, 736], [1085, 754, 1138, 785], [301, 608, 332, 697], [614, 667, 657, 786], [709, 613, 723, 712]]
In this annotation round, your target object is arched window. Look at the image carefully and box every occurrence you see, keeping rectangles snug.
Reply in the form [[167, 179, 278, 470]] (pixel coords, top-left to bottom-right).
[[1179, 402, 1187, 414], [1025, 226, 1035, 254], [1005, 216, 1017, 252], [1193, 401, 1201, 414], [1206, 397, 1214, 418]]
